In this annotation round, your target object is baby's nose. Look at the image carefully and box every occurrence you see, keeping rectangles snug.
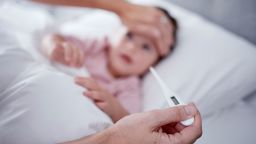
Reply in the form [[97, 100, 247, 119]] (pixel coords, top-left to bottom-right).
[[126, 43, 137, 52]]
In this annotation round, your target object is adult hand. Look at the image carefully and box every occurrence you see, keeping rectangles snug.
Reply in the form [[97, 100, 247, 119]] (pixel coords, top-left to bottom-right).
[[107, 103, 202, 144], [62, 104, 202, 144], [118, 4, 172, 56]]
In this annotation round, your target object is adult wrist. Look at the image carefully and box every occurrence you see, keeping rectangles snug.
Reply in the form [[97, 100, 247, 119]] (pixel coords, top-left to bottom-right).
[[72, 129, 114, 144], [112, 1, 134, 17], [104, 126, 126, 144]]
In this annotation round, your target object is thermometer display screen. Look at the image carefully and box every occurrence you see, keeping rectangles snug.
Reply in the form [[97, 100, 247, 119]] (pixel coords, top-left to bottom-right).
[[171, 96, 179, 105]]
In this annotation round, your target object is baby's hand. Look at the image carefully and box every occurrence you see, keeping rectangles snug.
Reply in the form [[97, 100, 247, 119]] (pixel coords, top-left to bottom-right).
[[41, 34, 84, 68], [75, 77, 129, 122]]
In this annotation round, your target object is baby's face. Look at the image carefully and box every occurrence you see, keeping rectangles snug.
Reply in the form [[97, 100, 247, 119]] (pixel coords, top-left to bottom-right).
[[108, 32, 159, 77]]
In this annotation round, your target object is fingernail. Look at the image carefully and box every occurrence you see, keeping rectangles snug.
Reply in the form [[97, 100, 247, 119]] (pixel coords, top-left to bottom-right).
[[184, 103, 197, 116]]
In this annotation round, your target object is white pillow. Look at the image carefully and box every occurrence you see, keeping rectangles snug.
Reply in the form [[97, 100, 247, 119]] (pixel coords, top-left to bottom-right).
[[136, 0, 256, 116], [0, 30, 113, 144]]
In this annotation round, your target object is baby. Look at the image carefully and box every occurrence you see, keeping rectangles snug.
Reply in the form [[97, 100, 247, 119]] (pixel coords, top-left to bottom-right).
[[41, 8, 178, 122]]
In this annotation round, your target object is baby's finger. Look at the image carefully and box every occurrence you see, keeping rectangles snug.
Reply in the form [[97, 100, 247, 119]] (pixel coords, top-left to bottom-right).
[[77, 47, 84, 67], [63, 42, 73, 65], [83, 91, 104, 101], [74, 45, 82, 67], [94, 101, 107, 110], [51, 43, 64, 62], [70, 44, 78, 67], [89, 40, 98, 50], [75, 77, 101, 91]]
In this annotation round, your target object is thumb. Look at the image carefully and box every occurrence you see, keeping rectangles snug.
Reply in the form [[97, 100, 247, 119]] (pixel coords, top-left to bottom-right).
[[150, 103, 197, 129]]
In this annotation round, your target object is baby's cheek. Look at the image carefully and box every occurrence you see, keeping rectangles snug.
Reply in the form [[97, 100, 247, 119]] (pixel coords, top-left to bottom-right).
[[133, 59, 150, 74], [143, 56, 157, 69], [115, 38, 127, 48]]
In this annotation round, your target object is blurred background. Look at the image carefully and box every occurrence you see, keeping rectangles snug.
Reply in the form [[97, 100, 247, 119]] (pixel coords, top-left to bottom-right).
[[169, 0, 256, 45]]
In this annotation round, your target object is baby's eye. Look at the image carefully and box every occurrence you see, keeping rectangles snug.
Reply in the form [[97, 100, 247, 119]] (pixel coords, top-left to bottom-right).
[[126, 32, 133, 40], [142, 44, 152, 51]]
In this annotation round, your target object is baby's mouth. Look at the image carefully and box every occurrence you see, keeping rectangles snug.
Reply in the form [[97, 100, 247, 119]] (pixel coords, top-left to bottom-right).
[[120, 54, 132, 64]]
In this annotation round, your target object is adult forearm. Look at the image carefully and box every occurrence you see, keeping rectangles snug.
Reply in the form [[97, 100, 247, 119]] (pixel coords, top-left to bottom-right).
[[61, 128, 123, 144], [32, 0, 131, 15]]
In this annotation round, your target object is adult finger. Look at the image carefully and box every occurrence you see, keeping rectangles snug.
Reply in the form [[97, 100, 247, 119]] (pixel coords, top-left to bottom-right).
[[128, 23, 165, 56], [174, 111, 202, 144], [153, 8, 172, 55], [175, 122, 186, 132], [161, 123, 178, 134], [149, 103, 198, 130], [159, 16, 172, 54]]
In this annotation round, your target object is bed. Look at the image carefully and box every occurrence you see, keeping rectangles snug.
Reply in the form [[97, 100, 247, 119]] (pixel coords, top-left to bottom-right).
[[0, 0, 256, 143]]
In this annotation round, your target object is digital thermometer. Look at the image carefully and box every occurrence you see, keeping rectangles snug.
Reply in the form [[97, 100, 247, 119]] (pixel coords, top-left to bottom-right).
[[149, 67, 194, 126]]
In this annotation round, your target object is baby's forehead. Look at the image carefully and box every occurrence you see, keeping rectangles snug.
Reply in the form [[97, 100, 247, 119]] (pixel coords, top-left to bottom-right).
[[128, 32, 152, 43], [127, 32, 161, 54]]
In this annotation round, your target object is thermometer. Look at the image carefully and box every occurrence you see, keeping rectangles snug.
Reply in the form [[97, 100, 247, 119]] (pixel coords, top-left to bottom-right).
[[149, 67, 194, 126]]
